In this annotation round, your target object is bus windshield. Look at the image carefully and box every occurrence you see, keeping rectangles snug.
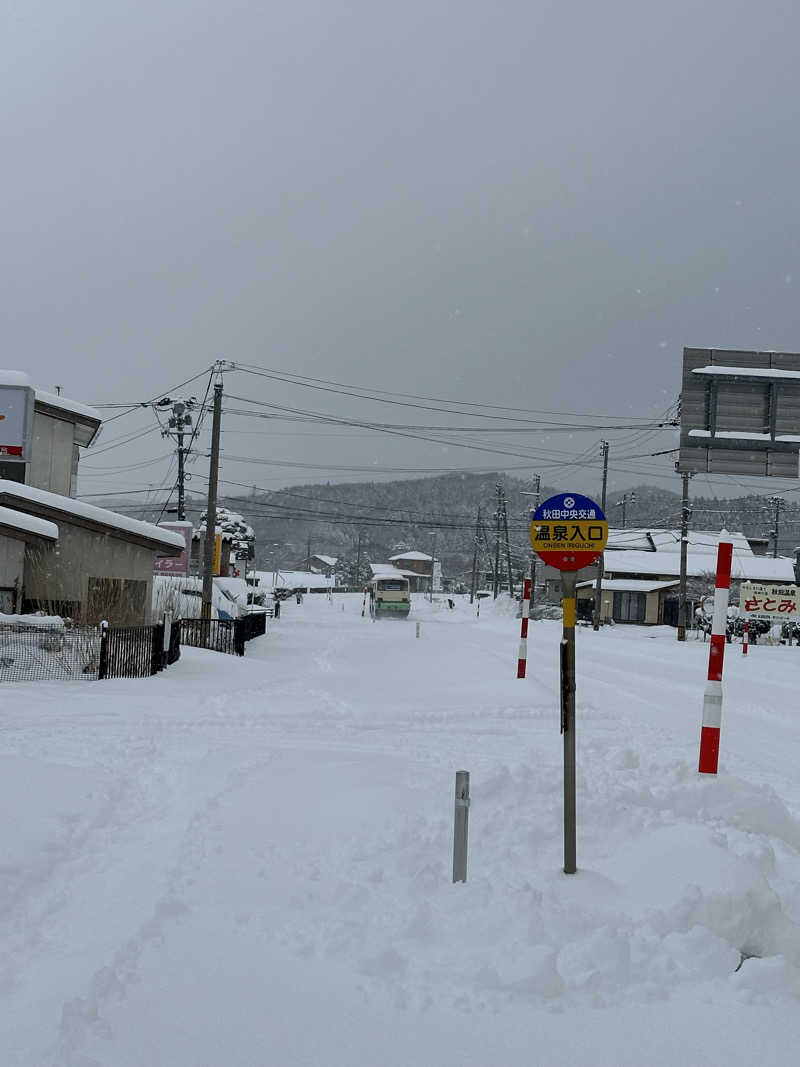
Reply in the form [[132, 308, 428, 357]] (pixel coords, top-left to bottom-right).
[[377, 580, 408, 591]]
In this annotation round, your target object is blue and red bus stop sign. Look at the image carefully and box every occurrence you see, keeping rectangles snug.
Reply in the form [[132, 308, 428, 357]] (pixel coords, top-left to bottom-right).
[[530, 492, 608, 572]]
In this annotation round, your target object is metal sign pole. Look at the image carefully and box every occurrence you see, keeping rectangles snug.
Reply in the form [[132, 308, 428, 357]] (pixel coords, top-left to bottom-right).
[[529, 491, 607, 879], [561, 571, 577, 874]]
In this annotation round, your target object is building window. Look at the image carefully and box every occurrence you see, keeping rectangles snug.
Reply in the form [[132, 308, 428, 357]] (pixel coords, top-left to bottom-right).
[[612, 591, 646, 623]]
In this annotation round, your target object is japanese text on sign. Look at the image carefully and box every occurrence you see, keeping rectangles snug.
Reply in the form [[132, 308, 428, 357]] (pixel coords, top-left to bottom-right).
[[739, 582, 798, 620], [530, 492, 608, 572]]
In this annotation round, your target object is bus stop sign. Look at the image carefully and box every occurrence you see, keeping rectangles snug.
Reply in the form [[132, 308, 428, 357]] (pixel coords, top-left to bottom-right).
[[530, 492, 608, 572]]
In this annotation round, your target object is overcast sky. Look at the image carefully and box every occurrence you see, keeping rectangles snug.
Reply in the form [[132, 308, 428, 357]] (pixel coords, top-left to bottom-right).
[[4, 0, 800, 508]]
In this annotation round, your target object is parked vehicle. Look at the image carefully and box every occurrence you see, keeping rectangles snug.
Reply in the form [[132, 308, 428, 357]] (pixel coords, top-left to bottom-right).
[[369, 576, 411, 619]]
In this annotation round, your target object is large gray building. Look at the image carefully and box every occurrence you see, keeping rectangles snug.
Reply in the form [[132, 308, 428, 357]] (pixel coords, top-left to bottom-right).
[[0, 374, 182, 623]]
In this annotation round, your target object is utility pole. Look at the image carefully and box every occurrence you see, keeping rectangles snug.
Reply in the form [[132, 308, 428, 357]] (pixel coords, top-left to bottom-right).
[[355, 530, 363, 589], [429, 529, 438, 602], [469, 508, 481, 604], [493, 484, 502, 599], [616, 490, 636, 529], [529, 474, 541, 621], [501, 490, 514, 597], [157, 395, 197, 521], [769, 496, 783, 558], [677, 470, 691, 641], [521, 475, 542, 619], [201, 373, 224, 622], [593, 441, 609, 630]]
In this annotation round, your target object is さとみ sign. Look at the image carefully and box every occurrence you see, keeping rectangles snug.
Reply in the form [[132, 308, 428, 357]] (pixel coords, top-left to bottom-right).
[[739, 582, 798, 621], [530, 492, 608, 572]]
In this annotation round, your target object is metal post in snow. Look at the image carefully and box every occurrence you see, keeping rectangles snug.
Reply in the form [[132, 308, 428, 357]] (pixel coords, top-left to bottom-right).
[[416, 621, 421, 638], [698, 535, 733, 775], [162, 610, 172, 669], [98, 619, 109, 680], [517, 577, 531, 678], [561, 571, 577, 873], [452, 770, 470, 883], [742, 620, 749, 656]]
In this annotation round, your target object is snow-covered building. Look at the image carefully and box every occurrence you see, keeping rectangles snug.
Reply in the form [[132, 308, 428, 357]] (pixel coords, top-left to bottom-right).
[[0, 372, 183, 622], [543, 527, 796, 623], [309, 554, 338, 574]]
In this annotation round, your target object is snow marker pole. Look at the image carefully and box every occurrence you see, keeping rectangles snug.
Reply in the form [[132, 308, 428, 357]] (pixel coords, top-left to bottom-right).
[[698, 536, 733, 775], [361, 587, 368, 617], [517, 578, 531, 678], [742, 620, 749, 656]]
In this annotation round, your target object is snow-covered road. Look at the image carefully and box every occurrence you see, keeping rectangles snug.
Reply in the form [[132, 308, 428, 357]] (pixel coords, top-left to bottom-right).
[[2, 594, 800, 1065]]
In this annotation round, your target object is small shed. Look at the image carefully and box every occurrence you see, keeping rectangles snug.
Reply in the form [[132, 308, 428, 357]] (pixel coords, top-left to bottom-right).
[[577, 578, 680, 625]]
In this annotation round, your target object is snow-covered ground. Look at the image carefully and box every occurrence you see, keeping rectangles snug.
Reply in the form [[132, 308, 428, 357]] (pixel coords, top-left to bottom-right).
[[2, 594, 800, 1066]]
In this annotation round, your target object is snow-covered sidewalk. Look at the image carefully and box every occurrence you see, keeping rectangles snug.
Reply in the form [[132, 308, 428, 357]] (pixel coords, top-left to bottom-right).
[[2, 594, 800, 1065]]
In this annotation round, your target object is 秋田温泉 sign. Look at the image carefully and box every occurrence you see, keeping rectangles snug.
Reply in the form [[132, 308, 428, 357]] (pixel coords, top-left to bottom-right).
[[739, 582, 798, 621], [530, 492, 608, 572]]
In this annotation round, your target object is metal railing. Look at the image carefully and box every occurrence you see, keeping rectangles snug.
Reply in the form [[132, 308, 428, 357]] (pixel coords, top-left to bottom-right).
[[179, 613, 267, 656], [98, 622, 163, 680]]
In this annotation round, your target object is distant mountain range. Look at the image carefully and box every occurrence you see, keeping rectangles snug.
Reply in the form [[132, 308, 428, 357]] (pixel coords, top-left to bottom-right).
[[93, 471, 798, 585]]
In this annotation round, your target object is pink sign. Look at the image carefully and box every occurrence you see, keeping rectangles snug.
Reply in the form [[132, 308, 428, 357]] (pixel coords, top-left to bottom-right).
[[154, 522, 192, 575]]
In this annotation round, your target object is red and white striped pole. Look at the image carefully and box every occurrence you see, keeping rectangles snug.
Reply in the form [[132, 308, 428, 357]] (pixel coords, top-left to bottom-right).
[[517, 578, 531, 678], [698, 535, 733, 775], [742, 620, 749, 656]]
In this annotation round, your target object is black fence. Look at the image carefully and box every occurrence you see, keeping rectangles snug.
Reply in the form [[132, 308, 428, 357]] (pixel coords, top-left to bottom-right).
[[179, 612, 267, 656], [167, 618, 181, 665], [0, 624, 102, 683], [98, 622, 164, 680], [1, 609, 265, 684]]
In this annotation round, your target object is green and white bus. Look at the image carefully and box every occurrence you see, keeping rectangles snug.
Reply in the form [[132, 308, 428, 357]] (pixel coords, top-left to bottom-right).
[[369, 576, 411, 619]]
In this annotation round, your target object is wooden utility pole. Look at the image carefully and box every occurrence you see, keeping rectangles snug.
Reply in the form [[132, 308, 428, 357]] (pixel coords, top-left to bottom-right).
[[469, 508, 481, 604], [429, 529, 438, 602], [522, 475, 542, 623], [501, 491, 514, 597], [593, 442, 609, 630], [201, 374, 224, 622], [678, 471, 691, 641], [493, 484, 502, 599], [769, 496, 783, 558], [355, 530, 363, 588]]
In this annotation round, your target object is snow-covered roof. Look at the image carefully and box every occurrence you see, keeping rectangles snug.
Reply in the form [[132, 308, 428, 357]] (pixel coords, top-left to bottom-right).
[[370, 563, 419, 579], [606, 528, 754, 556], [0, 505, 58, 541], [34, 389, 102, 425], [0, 371, 33, 388], [312, 554, 338, 567], [602, 549, 795, 583], [578, 579, 679, 594], [388, 551, 432, 562], [0, 481, 185, 552], [250, 570, 334, 590]]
